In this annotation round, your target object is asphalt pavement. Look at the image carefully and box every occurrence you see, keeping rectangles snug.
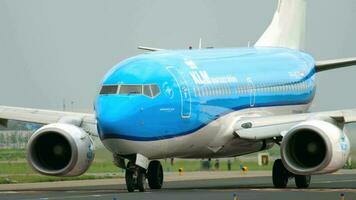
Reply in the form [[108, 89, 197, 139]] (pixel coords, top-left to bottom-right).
[[1, 171, 356, 200]]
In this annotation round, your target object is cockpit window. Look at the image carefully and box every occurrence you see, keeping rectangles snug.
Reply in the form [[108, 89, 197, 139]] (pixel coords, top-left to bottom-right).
[[100, 85, 118, 95], [143, 85, 151, 97], [119, 85, 142, 95], [150, 85, 160, 97], [100, 84, 160, 98], [143, 84, 160, 98]]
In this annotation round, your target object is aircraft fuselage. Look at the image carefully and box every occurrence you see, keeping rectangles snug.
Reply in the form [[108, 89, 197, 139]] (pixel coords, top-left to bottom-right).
[[95, 47, 316, 159]]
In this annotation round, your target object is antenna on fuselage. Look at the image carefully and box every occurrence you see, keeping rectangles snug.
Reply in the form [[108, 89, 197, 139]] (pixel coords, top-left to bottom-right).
[[198, 38, 202, 49]]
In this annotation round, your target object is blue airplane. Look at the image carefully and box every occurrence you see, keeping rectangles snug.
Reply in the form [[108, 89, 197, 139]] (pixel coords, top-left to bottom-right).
[[1, 0, 356, 192]]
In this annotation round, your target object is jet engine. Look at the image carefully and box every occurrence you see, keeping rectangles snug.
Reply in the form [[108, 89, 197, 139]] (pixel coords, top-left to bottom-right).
[[27, 123, 95, 176], [281, 120, 350, 175]]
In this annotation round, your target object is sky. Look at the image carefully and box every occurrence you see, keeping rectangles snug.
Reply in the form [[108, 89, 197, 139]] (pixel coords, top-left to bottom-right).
[[0, 0, 356, 112]]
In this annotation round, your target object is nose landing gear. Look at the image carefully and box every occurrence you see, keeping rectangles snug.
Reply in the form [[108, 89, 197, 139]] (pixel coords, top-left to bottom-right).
[[125, 162, 147, 192], [125, 160, 164, 192]]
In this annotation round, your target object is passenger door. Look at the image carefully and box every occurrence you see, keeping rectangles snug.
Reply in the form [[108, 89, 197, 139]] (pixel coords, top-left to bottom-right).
[[166, 66, 192, 119], [247, 77, 256, 107]]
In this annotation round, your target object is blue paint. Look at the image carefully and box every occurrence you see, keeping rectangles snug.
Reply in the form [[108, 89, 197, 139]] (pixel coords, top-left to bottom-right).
[[95, 47, 316, 141]]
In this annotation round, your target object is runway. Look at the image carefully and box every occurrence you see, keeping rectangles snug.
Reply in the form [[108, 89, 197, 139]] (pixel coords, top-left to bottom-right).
[[1, 173, 356, 200]]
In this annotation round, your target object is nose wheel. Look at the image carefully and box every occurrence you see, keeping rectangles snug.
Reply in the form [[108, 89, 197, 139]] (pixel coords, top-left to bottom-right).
[[125, 162, 147, 192], [125, 160, 164, 192], [147, 160, 164, 189]]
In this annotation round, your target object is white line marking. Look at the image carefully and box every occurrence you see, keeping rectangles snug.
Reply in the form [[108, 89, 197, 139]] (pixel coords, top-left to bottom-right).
[[315, 179, 356, 184], [0, 191, 18, 194]]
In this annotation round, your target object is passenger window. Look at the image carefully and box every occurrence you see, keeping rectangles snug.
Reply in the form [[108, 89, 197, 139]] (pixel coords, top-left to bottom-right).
[[119, 85, 142, 95], [100, 85, 118, 95]]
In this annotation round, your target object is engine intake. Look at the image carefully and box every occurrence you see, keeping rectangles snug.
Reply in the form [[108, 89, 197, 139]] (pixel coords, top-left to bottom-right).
[[27, 123, 95, 176], [284, 129, 327, 169], [281, 120, 350, 175]]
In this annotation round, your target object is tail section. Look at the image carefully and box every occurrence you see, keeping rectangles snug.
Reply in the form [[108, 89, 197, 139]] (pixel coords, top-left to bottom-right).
[[255, 0, 306, 50]]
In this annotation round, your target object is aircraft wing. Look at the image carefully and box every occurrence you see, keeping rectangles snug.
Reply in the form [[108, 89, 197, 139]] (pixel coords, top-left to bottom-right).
[[0, 106, 97, 135], [138, 46, 164, 52], [234, 109, 356, 140], [315, 57, 356, 72]]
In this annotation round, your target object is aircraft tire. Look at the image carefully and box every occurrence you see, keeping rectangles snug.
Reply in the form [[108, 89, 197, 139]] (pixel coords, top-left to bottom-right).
[[125, 168, 135, 192], [137, 168, 147, 192], [295, 175, 311, 188], [147, 160, 164, 189], [272, 159, 289, 188]]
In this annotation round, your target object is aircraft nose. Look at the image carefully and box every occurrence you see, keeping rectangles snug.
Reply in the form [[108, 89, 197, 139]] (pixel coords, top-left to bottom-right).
[[95, 96, 134, 139]]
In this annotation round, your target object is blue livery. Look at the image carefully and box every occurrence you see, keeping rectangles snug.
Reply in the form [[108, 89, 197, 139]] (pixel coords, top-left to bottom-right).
[[95, 47, 316, 141]]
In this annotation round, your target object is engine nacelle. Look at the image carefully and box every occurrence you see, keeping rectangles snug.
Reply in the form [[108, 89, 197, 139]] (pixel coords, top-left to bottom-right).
[[281, 120, 350, 175], [27, 123, 95, 176]]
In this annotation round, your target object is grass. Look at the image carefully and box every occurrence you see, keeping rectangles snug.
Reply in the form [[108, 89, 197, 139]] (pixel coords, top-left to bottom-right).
[[0, 149, 26, 161], [0, 174, 121, 184], [0, 162, 32, 174]]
